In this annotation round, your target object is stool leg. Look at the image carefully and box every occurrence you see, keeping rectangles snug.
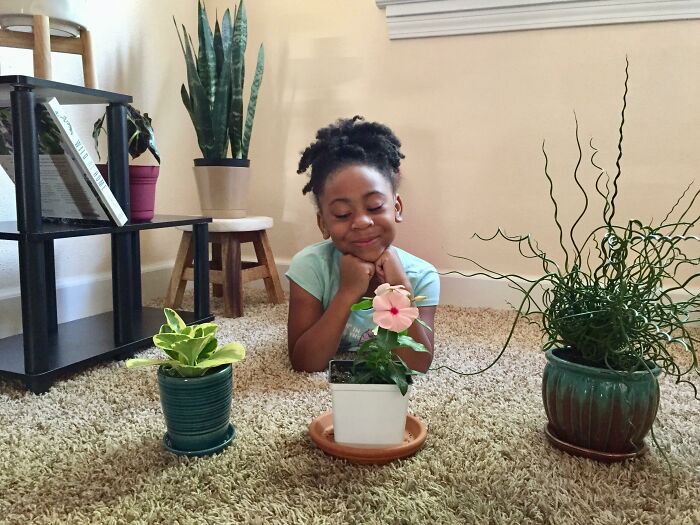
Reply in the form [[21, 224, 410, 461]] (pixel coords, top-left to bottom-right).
[[211, 240, 223, 297], [32, 15, 51, 80], [164, 231, 192, 310], [221, 234, 243, 318], [80, 28, 97, 88], [254, 230, 285, 304]]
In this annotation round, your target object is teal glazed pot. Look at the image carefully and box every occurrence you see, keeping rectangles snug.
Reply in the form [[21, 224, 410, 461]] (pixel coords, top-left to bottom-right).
[[542, 348, 660, 454], [157, 364, 233, 452]]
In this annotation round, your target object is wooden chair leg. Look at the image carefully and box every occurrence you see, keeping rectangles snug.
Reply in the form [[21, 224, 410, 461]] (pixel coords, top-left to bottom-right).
[[164, 231, 192, 310], [79, 28, 97, 88], [32, 15, 51, 80], [221, 234, 243, 318], [211, 240, 223, 297], [254, 230, 285, 303]]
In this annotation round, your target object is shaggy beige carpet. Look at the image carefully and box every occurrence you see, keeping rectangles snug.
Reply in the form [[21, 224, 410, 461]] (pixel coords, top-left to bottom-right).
[[0, 290, 699, 525]]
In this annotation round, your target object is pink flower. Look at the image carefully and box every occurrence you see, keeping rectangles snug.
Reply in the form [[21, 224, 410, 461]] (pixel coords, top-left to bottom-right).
[[372, 290, 419, 332], [374, 283, 411, 297]]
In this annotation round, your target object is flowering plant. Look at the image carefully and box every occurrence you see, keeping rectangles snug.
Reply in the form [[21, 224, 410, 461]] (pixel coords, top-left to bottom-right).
[[350, 283, 430, 395]]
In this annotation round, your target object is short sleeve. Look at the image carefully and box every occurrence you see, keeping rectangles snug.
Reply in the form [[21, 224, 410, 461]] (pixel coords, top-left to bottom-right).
[[285, 248, 325, 302], [412, 266, 440, 307]]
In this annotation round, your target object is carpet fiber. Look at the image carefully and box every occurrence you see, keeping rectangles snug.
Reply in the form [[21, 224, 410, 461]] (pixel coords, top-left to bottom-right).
[[1, 290, 699, 524]]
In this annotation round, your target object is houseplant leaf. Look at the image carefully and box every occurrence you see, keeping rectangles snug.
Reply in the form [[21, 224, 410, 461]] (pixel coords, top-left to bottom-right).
[[197, 337, 219, 362], [193, 323, 218, 338], [241, 43, 264, 159], [396, 335, 428, 353], [170, 335, 213, 366], [164, 308, 186, 332], [210, 9, 233, 159], [196, 0, 216, 106], [153, 333, 186, 349], [389, 366, 409, 396], [229, 0, 248, 158], [174, 20, 216, 158], [197, 343, 247, 368], [350, 298, 372, 311], [125, 358, 180, 369]]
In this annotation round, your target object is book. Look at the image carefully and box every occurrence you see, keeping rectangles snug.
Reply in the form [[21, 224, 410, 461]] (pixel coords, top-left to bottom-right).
[[0, 105, 111, 223], [42, 98, 128, 226]]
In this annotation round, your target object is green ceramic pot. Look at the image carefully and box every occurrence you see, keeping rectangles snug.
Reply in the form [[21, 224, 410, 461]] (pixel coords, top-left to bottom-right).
[[157, 364, 233, 452], [542, 348, 660, 454]]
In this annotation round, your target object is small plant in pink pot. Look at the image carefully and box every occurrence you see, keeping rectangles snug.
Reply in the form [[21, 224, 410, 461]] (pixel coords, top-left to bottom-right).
[[92, 105, 161, 222], [328, 284, 430, 447]]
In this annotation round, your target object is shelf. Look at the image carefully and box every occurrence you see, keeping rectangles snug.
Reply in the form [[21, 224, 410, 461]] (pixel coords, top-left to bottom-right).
[[0, 307, 214, 392], [1, 78, 212, 393], [0, 215, 212, 240], [0, 75, 131, 106]]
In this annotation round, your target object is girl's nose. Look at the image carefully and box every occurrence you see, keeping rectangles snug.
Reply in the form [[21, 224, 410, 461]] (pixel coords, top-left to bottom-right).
[[351, 215, 373, 230]]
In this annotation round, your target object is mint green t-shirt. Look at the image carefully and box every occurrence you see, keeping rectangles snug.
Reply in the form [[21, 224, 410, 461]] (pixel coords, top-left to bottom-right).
[[285, 240, 440, 351]]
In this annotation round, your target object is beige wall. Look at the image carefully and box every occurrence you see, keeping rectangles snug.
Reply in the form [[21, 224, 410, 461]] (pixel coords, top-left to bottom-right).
[[242, 1, 700, 282], [2, 0, 700, 305]]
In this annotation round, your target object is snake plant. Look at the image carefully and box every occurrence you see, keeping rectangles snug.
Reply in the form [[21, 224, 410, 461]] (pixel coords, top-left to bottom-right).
[[174, 0, 264, 161]]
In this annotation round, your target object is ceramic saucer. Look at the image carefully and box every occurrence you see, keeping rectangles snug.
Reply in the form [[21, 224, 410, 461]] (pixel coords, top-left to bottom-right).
[[544, 423, 648, 463], [163, 423, 236, 457], [309, 411, 427, 465]]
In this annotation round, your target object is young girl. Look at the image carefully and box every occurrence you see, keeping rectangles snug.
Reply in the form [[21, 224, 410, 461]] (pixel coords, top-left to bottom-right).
[[286, 116, 440, 373]]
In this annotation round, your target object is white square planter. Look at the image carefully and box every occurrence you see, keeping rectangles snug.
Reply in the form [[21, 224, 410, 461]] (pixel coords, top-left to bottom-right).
[[330, 379, 410, 447]]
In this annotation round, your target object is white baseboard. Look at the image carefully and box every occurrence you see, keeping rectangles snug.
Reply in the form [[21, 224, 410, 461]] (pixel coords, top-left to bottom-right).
[[0, 259, 519, 338], [0, 263, 174, 339], [4, 258, 692, 339]]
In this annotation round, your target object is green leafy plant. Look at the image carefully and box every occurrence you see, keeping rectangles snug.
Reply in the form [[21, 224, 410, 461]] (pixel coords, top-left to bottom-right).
[[126, 308, 245, 378], [349, 284, 430, 395], [174, 0, 264, 161], [447, 60, 700, 397], [92, 105, 161, 164]]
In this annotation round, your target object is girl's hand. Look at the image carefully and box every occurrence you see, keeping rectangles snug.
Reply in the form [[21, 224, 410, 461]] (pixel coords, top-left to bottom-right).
[[375, 247, 412, 294], [339, 254, 375, 299]]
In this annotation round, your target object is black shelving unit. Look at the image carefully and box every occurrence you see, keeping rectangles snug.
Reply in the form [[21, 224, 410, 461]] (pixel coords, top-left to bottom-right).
[[0, 76, 212, 393]]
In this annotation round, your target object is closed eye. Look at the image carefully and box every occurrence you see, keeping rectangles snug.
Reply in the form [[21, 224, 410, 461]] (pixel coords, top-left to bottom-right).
[[334, 213, 351, 220], [368, 205, 384, 212]]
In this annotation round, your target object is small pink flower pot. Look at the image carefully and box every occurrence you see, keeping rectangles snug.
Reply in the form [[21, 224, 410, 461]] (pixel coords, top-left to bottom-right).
[[96, 164, 159, 222]]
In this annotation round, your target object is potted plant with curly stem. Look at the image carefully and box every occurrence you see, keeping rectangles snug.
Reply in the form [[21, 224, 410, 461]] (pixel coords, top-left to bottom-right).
[[174, 0, 264, 218], [92, 105, 161, 222], [329, 283, 430, 447], [447, 59, 700, 461], [126, 308, 246, 456]]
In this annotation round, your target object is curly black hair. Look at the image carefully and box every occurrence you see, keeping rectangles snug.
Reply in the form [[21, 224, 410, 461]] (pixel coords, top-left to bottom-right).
[[297, 116, 404, 204]]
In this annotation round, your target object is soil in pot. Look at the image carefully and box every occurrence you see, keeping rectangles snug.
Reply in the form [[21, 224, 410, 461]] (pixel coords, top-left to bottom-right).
[[329, 359, 412, 386]]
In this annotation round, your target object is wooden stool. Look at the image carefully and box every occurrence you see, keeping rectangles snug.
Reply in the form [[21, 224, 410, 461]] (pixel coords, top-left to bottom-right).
[[164, 217, 285, 318], [0, 3, 96, 88]]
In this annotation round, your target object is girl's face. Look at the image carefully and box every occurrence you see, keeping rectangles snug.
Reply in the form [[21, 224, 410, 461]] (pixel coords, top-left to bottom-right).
[[316, 164, 402, 262]]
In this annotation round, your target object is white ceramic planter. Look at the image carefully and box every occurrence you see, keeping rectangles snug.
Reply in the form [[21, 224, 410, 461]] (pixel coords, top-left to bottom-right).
[[0, 0, 88, 36], [193, 164, 250, 219], [330, 381, 410, 447]]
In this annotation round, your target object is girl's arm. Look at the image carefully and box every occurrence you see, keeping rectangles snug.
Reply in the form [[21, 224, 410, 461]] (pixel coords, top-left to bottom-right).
[[288, 254, 374, 372], [287, 283, 357, 372]]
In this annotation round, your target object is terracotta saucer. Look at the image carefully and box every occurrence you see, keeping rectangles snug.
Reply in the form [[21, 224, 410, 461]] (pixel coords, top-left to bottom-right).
[[544, 424, 648, 463], [308, 411, 427, 465]]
